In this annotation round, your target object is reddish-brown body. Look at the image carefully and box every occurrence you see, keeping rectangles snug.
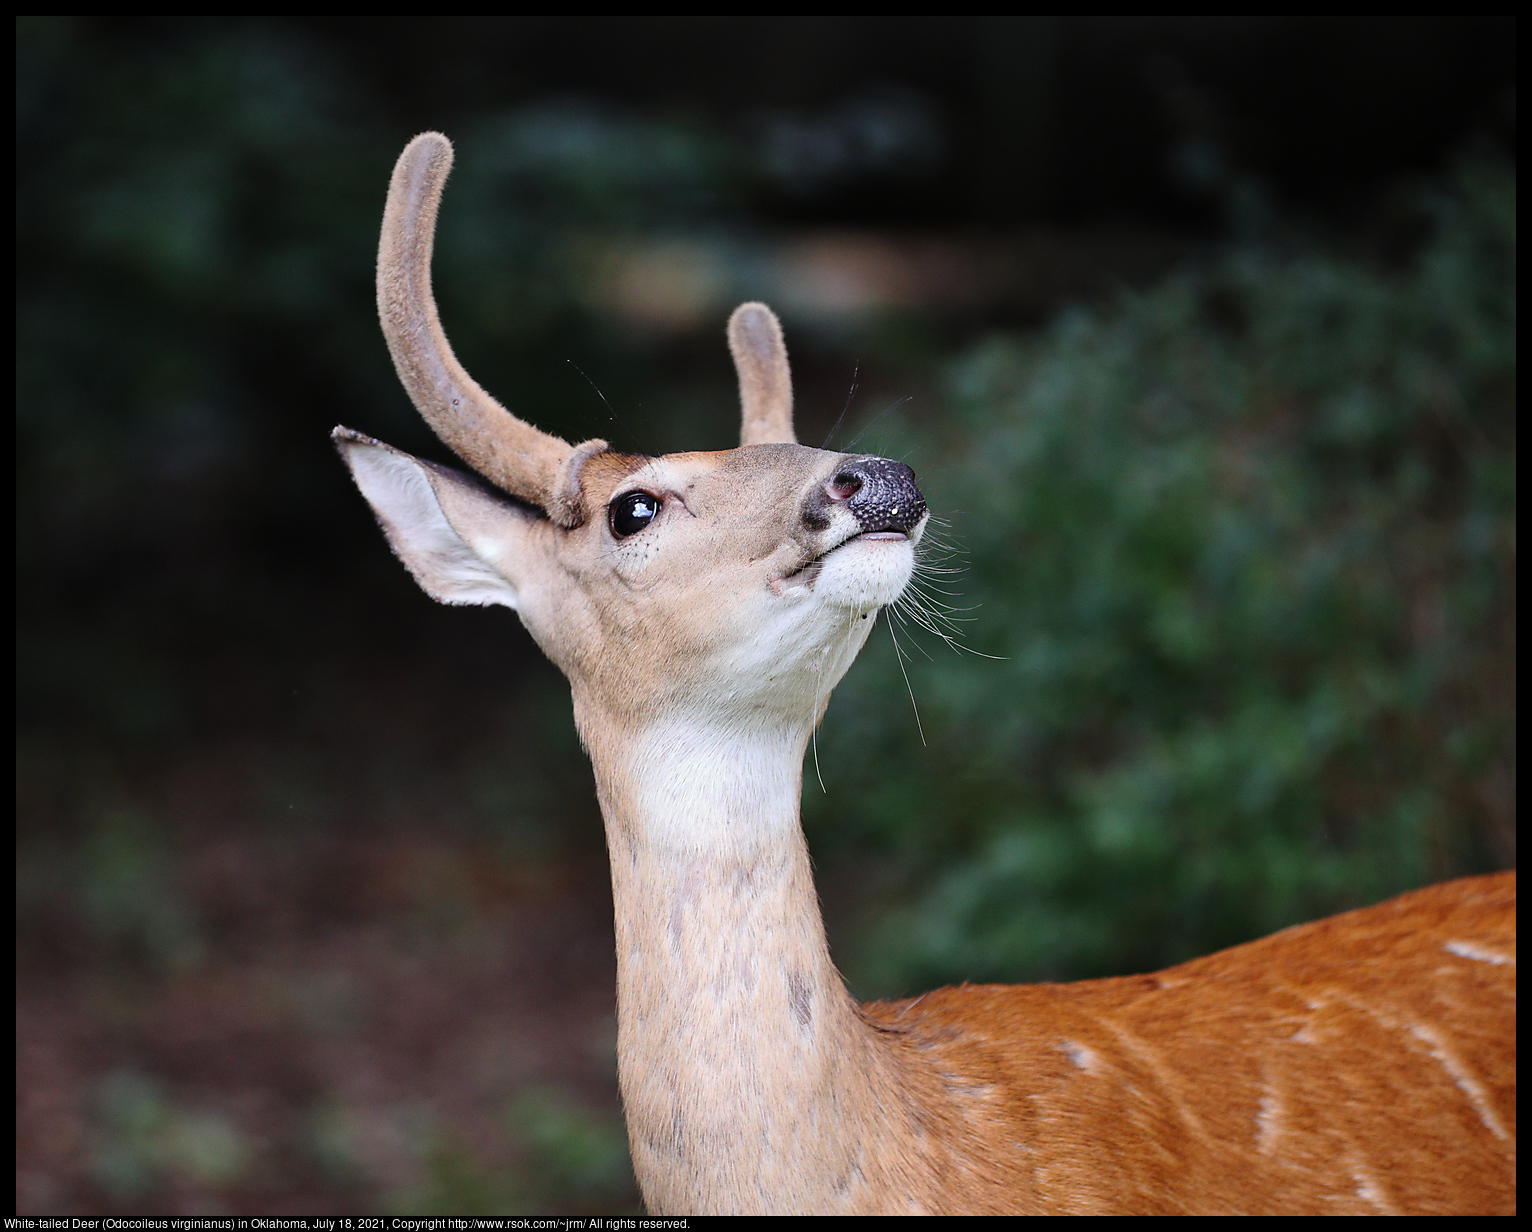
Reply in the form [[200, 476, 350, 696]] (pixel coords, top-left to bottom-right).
[[855, 872, 1515, 1213]]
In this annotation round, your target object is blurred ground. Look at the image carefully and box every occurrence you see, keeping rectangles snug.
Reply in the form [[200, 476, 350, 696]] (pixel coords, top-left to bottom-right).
[[17, 584, 640, 1213], [18, 829, 625, 1213]]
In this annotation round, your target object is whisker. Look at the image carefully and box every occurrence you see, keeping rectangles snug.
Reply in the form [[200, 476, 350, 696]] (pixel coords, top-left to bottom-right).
[[885, 611, 927, 747], [887, 521, 1009, 661], [820, 363, 860, 452], [567, 359, 636, 447], [845, 396, 913, 454]]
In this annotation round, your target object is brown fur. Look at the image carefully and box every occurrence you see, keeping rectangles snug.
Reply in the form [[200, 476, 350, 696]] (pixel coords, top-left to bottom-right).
[[729, 302, 797, 446], [377, 132, 607, 526], [858, 871, 1515, 1214]]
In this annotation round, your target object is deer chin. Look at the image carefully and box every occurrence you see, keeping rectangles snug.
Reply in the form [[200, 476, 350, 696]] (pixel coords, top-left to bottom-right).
[[814, 531, 915, 610]]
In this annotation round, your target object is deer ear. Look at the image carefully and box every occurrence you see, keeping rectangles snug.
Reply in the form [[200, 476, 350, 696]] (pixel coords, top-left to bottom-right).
[[729, 302, 796, 446], [333, 427, 537, 610]]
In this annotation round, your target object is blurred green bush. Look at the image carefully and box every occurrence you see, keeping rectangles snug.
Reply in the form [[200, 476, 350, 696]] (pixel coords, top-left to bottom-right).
[[811, 159, 1515, 995]]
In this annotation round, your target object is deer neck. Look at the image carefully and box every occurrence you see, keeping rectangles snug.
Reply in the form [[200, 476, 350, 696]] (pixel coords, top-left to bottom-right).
[[579, 707, 916, 1214]]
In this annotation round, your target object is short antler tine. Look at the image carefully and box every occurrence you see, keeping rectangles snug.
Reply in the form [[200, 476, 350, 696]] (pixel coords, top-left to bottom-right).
[[377, 132, 605, 527], [729, 302, 797, 446]]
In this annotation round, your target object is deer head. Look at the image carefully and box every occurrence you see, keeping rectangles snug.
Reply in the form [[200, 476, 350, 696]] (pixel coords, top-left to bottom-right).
[[334, 133, 927, 760]]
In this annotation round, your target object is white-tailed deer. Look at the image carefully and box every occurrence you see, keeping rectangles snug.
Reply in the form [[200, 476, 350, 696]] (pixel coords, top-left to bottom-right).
[[334, 133, 1515, 1215]]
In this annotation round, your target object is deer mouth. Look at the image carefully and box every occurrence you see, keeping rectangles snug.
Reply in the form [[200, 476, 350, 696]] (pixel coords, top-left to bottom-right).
[[775, 529, 910, 592]]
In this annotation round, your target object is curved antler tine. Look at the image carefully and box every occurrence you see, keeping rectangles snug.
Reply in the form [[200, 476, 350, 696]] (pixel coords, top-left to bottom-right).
[[728, 303, 797, 446], [378, 132, 606, 528]]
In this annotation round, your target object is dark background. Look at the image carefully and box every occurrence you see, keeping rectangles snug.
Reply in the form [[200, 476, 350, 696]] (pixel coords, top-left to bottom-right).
[[17, 16, 1516, 1215]]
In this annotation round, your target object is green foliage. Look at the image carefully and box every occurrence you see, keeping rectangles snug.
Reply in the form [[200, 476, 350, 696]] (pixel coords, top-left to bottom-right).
[[812, 160, 1515, 994], [77, 808, 206, 973], [385, 1089, 635, 1215], [504, 1087, 636, 1209], [89, 1069, 251, 1199]]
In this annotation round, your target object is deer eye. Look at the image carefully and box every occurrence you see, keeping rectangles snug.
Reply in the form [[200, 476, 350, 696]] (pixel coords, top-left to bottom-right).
[[609, 490, 661, 538]]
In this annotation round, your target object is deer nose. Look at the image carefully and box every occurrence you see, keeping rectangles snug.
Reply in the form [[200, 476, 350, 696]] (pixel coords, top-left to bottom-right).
[[827, 457, 928, 536]]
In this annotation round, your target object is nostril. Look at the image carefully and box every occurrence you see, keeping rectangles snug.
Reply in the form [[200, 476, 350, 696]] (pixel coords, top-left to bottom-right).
[[828, 473, 863, 502]]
